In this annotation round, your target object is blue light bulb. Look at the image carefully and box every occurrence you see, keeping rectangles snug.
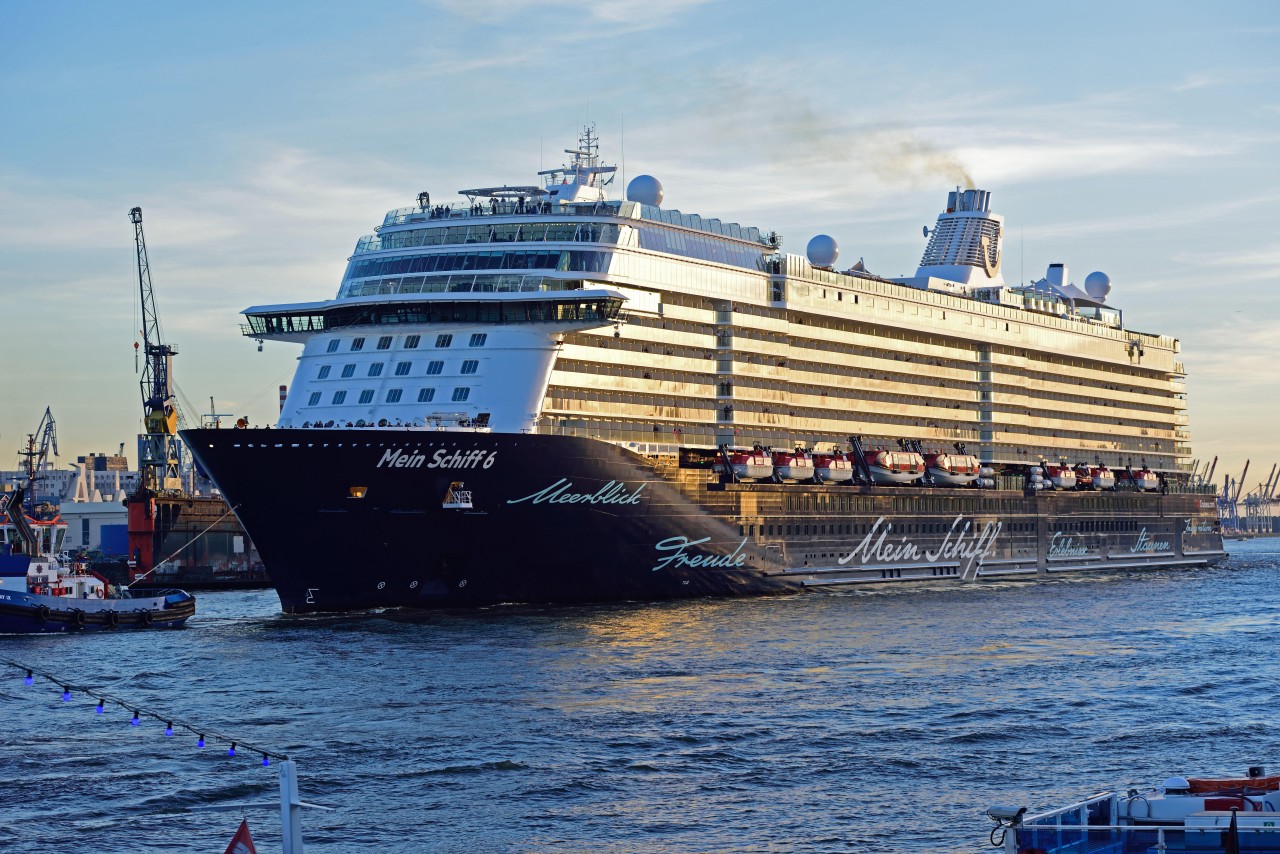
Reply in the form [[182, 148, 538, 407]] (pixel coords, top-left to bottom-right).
[[62, 687, 71, 702], [96, 700, 105, 715], [228, 743, 237, 757], [24, 671, 33, 686], [130, 711, 140, 727], [165, 723, 173, 737], [197, 735, 205, 748], [261, 755, 270, 767]]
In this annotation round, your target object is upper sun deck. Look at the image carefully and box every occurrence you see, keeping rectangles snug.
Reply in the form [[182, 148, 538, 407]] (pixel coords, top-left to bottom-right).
[[370, 199, 772, 250]]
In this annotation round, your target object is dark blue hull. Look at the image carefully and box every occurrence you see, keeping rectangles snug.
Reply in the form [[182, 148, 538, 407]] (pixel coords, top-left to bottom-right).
[[182, 428, 1225, 614], [0, 589, 196, 634]]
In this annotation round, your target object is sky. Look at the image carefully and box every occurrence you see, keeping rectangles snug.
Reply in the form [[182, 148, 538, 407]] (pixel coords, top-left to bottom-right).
[[1, 0, 1277, 494]]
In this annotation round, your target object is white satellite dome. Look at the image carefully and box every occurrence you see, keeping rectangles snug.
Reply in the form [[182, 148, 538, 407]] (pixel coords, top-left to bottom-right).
[[806, 234, 839, 267], [626, 175, 664, 207], [1084, 271, 1112, 302]]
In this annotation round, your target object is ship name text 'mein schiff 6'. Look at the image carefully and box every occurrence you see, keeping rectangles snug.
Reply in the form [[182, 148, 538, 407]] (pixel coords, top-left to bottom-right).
[[182, 128, 1224, 613]]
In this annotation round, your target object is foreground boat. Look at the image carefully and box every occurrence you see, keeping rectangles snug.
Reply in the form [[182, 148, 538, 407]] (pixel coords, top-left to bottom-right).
[[1, 487, 195, 633], [182, 127, 1224, 614], [989, 768, 1280, 853]]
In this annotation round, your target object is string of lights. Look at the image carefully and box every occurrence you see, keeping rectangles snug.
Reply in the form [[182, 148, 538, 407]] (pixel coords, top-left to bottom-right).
[[2, 657, 288, 766]]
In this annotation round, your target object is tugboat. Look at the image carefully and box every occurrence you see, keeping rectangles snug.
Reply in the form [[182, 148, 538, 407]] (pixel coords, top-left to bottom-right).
[[0, 488, 195, 634], [0, 410, 196, 633], [990, 766, 1280, 853]]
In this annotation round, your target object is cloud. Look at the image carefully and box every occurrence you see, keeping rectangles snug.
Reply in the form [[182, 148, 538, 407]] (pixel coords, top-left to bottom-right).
[[429, 0, 714, 29]]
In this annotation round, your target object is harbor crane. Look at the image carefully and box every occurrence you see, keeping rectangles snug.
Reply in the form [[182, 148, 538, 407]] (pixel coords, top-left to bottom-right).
[[1242, 462, 1279, 535], [1233, 460, 1249, 505], [4, 408, 59, 557], [17, 407, 58, 488], [129, 207, 183, 495]]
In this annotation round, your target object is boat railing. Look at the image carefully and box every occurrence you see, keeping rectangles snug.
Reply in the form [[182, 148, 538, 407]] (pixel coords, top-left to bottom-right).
[[383, 200, 624, 227], [998, 793, 1280, 853]]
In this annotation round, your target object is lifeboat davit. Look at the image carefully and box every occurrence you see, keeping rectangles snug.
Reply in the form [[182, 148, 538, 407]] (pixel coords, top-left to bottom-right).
[[924, 452, 980, 486], [1073, 463, 1094, 490], [772, 448, 815, 481], [867, 449, 925, 485], [814, 452, 855, 483], [1091, 465, 1116, 490], [729, 448, 773, 481], [1045, 464, 1077, 490]]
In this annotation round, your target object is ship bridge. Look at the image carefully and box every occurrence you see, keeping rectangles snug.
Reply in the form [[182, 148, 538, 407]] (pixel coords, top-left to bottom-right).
[[241, 290, 625, 344]]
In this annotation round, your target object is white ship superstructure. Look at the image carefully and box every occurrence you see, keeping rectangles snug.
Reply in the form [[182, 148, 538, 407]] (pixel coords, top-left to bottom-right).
[[245, 129, 1189, 475]]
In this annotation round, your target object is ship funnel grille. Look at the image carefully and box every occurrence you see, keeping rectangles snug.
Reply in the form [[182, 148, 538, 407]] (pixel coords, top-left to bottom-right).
[[918, 188, 1003, 283]]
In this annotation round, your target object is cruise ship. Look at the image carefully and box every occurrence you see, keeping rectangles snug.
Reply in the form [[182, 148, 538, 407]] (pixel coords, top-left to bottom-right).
[[183, 128, 1224, 613]]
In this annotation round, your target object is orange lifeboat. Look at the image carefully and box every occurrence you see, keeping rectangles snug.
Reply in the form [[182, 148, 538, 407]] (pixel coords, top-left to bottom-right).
[[814, 451, 855, 483], [729, 448, 773, 481], [867, 449, 925, 485], [1044, 464, 1077, 490], [923, 452, 980, 486], [772, 448, 815, 481]]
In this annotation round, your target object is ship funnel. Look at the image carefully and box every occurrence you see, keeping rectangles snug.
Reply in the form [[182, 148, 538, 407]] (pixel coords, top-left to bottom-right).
[[914, 188, 1005, 287], [1046, 263, 1067, 290]]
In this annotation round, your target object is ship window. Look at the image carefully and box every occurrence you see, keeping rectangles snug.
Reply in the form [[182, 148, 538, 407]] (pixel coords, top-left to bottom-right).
[[405, 334, 421, 349], [359, 389, 375, 404], [332, 391, 347, 405], [351, 337, 365, 351], [395, 361, 411, 376], [461, 360, 479, 375], [326, 339, 341, 353], [426, 360, 444, 375], [341, 364, 356, 378], [452, 387, 470, 402], [469, 333, 487, 347], [308, 392, 321, 406], [418, 388, 436, 402], [386, 388, 403, 403], [317, 365, 331, 379], [436, 334, 453, 348], [368, 363, 384, 377], [377, 336, 393, 350]]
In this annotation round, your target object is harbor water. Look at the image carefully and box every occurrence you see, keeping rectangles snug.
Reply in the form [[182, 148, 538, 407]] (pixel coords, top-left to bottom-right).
[[1, 539, 1276, 853]]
